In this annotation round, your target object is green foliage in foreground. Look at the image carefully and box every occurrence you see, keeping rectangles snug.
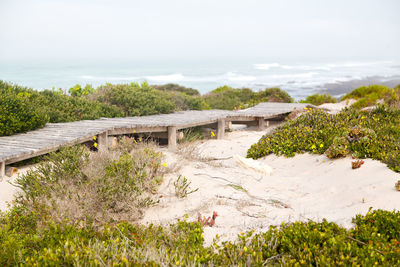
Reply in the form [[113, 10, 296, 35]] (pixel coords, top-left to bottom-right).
[[203, 86, 293, 110], [0, 145, 399, 265], [0, 207, 399, 265], [300, 93, 338, 106], [0, 83, 48, 136], [342, 85, 400, 109], [247, 106, 400, 172]]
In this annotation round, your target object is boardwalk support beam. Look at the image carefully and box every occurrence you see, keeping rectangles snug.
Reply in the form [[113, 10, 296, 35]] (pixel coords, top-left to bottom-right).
[[98, 132, 109, 151], [217, 119, 225, 139], [257, 117, 267, 130], [168, 126, 177, 151], [0, 161, 5, 181]]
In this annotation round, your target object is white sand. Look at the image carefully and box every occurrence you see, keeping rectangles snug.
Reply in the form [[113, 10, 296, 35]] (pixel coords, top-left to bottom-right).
[[1, 124, 399, 246], [141, 126, 400, 245], [0, 165, 33, 211], [318, 99, 356, 113]]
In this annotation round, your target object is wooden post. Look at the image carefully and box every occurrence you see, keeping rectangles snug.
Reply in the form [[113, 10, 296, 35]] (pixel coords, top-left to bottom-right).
[[217, 118, 225, 139], [257, 117, 266, 130], [0, 161, 5, 182], [98, 131, 108, 151], [168, 126, 177, 151]]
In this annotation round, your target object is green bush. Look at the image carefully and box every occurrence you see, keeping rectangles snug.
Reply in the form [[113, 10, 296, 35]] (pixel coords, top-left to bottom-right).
[[14, 145, 165, 227], [247, 106, 400, 172], [203, 86, 254, 110], [152, 83, 200, 96], [300, 93, 338, 105], [68, 84, 94, 97], [32, 89, 123, 123], [342, 85, 399, 109], [253, 87, 294, 104], [203, 86, 293, 110], [167, 91, 210, 110], [0, 81, 48, 135], [91, 82, 177, 116]]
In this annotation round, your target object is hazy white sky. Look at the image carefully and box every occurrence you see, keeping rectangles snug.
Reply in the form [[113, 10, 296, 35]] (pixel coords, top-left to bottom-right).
[[1, 0, 399, 62]]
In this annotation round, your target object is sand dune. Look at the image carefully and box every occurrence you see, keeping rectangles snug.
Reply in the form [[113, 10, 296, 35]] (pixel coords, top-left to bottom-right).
[[141, 127, 400, 245]]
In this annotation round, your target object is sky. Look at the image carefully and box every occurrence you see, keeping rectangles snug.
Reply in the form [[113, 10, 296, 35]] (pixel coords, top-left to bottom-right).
[[0, 0, 399, 63]]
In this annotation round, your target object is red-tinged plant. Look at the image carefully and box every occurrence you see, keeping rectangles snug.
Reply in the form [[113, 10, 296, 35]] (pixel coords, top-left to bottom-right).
[[197, 211, 218, 227], [352, 160, 365, 169]]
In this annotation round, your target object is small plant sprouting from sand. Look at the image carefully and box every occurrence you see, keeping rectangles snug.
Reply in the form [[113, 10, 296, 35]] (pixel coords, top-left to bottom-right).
[[174, 175, 199, 198], [352, 160, 365, 169], [228, 183, 247, 192], [197, 211, 218, 227]]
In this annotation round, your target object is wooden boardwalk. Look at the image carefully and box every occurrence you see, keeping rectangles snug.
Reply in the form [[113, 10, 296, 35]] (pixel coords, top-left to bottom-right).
[[0, 102, 311, 178]]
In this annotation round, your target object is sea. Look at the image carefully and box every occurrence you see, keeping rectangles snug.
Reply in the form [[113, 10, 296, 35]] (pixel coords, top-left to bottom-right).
[[1, 58, 399, 100]]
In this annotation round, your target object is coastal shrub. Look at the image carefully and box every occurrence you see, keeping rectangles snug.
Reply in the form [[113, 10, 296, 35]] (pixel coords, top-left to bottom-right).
[[203, 86, 293, 110], [300, 93, 337, 105], [252, 87, 294, 104], [0, 82, 48, 135], [341, 85, 399, 109], [325, 136, 349, 158], [247, 106, 400, 172], [0, 80, 123, 126], [203, 86, 254, 110], [167, 91, 210, 110], [68, 84, 94, 97], [91, 82, 177, 116], [32, 89, 123, 122], [14, 145, 166, 227], [152, 83, 200, 96]]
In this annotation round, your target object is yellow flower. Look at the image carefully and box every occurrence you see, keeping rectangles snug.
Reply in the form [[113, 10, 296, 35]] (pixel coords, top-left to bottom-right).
[[211, 131, 215, 137], [311, 144, 316, 149], [94, 142, 98, 148], [162, 163, 167, 167], [132, 130, 136, 133], [93, 136, 97, 140], [243, 246, 248, 252], [320, 144, 324, 148]]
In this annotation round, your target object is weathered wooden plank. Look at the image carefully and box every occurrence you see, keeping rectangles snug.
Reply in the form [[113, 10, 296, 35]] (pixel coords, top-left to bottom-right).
[[108, 126, 167, 135]]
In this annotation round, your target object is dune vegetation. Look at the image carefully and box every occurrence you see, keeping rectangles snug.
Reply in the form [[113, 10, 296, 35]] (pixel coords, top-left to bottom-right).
[[1, 143, 399, 265], [300, 93, 338, 105], [1, 82, 400, 265]]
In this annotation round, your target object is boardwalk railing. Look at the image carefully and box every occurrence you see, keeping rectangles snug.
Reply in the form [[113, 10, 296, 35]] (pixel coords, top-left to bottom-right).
[[0, 103, 311, 179]]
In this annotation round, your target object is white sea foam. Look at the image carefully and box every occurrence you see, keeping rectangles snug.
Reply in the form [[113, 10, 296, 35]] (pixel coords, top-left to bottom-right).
[[226, 72, 257, 82]]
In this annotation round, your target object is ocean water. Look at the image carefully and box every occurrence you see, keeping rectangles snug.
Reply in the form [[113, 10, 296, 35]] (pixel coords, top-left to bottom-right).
[[1, 59, 399, 99]]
